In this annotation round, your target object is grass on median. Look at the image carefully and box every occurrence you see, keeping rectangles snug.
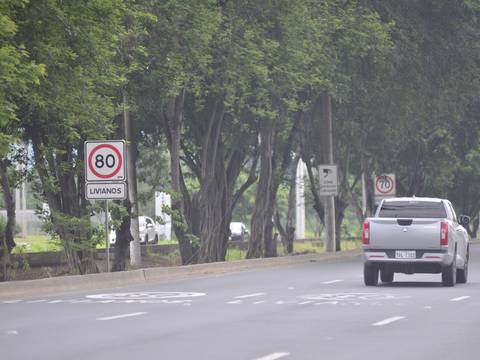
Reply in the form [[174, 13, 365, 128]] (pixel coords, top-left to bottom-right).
[[226, 239, 361, 261], [13, 235, 62, 253]]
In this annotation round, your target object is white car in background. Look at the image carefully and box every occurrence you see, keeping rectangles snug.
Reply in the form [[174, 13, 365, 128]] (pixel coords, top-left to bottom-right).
[[229, 222, 249, 241], [108, 215, 160, 246], [139, 215, 159, 244]]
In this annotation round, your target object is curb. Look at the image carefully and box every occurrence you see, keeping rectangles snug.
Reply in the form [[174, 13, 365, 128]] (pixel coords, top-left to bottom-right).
[[0, 249, 361, 300]]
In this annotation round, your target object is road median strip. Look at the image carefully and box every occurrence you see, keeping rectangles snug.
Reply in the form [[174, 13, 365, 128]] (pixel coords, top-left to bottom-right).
[[0, 249, 361, 300]]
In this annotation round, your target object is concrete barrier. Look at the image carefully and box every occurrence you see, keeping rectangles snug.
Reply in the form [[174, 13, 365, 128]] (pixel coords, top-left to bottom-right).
[[0, 249, 362, 300]]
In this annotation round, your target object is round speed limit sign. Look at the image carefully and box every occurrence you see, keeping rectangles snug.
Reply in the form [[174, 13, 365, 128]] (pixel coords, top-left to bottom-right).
[[85, 140, 126, 182], [374, 174, 396, 196]]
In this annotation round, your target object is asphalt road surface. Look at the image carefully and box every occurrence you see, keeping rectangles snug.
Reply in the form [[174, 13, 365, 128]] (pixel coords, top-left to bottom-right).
[[2, 244, 480, 360]]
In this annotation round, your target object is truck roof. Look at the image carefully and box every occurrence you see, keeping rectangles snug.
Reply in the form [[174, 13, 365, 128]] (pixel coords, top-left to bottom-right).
[[383, 197, 444, 203]]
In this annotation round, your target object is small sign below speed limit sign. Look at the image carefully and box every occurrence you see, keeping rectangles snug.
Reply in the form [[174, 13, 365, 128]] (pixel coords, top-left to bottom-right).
[[85, 140, 126, 182]]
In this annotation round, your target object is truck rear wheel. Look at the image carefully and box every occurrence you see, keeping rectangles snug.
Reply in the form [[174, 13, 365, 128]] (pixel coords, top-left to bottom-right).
[[442, 253, 456, 287], [364, 263, 379, 286], [381, 269, 394, 283], [457, 247, 469, 284]]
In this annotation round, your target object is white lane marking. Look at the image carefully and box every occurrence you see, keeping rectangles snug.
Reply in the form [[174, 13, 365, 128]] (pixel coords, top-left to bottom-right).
[[26, 300, 47, 303], [424, 306, 432, 309], [227, 300, 243, 305], [314, 301, 339, 305], [288, 287, 295, 290], [253, 301, 266, 305], [3, 300, 23, 304], [450, 296, 470, 302], [299, 301, 313, 305], [48, 300, 64, 304], [97, 312, 147, 321], [7, 330, 18, 335], [321, 280, 344, 284], [235, 293, 266, 299], [256, 352, 290, 360], [372, 316, 405, 327]]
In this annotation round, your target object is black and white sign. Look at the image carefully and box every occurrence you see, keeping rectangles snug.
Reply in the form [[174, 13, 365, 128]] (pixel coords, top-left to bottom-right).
[[319, 165, 338, 196], [85, 140, 127, 200], [374, 173, 396, 204], [85, 140, 126, 182], [86, 182, 126, 200]]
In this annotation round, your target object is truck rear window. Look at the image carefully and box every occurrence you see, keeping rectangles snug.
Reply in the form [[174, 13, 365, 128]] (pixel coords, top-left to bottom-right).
[[378, 201, 447, 218]]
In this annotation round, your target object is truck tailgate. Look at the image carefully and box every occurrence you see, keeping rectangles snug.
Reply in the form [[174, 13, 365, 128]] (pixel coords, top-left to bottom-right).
[[369, 218, 442, 250]]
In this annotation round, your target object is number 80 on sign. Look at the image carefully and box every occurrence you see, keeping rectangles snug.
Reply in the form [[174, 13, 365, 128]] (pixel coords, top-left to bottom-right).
[[85, 140, 126, 182]]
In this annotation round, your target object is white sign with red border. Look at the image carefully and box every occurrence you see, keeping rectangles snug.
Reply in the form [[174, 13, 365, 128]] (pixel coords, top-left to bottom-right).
[[374, 173, 396, 204], [85, 140, 127, 200], [85, 140, 126, 182]]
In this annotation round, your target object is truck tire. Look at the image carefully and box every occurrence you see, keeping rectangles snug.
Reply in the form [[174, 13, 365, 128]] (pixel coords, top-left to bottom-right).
[[442, 253, 457, 287], [364, 263, 379, 286], [457, 247, 469, 284], [381, 269, 394, 283]]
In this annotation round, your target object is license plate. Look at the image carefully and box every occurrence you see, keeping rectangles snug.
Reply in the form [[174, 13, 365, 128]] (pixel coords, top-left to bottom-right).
[[395, 250, 416, 259]]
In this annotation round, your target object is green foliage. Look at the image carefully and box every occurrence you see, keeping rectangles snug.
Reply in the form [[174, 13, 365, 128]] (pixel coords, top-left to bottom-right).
[[0, 0, 45, 155], [0, 0, 478, 264], [12, 235, 61, 253]]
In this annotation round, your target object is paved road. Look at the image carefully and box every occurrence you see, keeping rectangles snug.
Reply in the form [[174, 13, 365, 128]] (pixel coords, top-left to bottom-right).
[[2, 244, 480, 360]]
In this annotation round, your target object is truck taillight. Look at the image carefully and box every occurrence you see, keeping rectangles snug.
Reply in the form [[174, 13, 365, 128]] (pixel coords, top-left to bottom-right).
[[441, 221, 448, 246], [362, 220, 370, 245]]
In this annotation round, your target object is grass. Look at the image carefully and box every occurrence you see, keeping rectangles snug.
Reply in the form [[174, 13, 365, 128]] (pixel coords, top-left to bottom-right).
[[12, 235, 361, 261], [225, 239, 361, 261], [13, 235, 62, 253]]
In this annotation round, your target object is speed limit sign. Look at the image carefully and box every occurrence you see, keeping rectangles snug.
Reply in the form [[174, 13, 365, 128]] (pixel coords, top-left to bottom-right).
[[85, 140, 126, 182], [374, 173, 396, 204]]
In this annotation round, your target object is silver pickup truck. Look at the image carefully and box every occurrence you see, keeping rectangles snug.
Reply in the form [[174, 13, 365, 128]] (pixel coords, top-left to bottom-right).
[[362, 197, 470, 287]]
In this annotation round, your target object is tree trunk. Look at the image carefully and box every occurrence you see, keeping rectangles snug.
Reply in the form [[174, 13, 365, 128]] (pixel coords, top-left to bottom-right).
[[0, 159, 16, 281], [124, 91, 142, 268], [274, 159, 297, 255], [247, 119, 275, 258], [197, 97, 232, 262], [164, 92, 197, 265], [112, 200, 132, 271], [285, 166, 296, 254]]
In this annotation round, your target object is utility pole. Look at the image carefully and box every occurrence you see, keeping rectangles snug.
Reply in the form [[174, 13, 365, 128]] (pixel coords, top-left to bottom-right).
[[295, 159, 306, 240], [322, 92, 336, 252], [123, 91, 141, 267]]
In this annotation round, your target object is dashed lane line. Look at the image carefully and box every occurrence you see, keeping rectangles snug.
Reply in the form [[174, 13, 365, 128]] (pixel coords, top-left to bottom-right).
[[372, 316, 405, 327], [97, 312, 147, 321], [227, 300, 243, 305], [255, 352, 290, 360], [321, 280, 344, 284], [450, 296, 471, 302], [235, 293, 266, 299]]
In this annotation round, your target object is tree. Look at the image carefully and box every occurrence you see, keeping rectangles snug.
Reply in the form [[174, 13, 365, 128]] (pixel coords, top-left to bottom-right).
[[0, 0, 44, 280], [300, 0, 392, 250], [15, 0, 127, 274]]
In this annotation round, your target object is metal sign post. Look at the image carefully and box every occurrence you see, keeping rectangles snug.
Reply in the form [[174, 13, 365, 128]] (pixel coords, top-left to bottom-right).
[[105, 200, 110, 272]]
